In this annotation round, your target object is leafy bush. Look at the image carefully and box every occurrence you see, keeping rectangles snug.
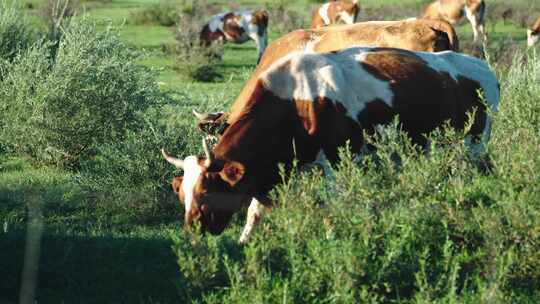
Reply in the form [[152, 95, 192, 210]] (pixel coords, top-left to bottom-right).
[[0, 2, 36, 63], [130, 0, 180, 27], [170, 51, 540, 302], [0, 20, 162, 167], [170, 1, 223, 82], [267, 1, 305, 35], [78, 102, 201, 224]]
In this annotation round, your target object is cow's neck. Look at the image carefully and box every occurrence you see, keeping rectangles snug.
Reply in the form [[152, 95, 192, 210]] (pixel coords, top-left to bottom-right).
[[214, 82, 297, 193]]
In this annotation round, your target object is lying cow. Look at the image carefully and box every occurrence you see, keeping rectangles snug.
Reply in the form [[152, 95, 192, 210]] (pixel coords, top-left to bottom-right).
[[193, 19, 459, 133], [311, 0, 361, 28], [163, 46, 499, 243], [528, 16, 540, 47], [200, 10, 269, 63], [423, 0, 486, 46]]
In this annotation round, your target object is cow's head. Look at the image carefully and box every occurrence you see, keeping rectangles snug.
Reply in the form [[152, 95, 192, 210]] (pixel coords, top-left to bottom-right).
[[162, 140, 251, 234]]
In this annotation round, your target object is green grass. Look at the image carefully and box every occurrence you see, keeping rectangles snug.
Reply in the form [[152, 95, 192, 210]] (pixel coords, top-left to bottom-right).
[[1, 0, 540, 303]]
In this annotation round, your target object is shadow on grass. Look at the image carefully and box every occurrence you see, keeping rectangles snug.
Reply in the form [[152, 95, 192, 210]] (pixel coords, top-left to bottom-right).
[[0, 231, 180, 303]]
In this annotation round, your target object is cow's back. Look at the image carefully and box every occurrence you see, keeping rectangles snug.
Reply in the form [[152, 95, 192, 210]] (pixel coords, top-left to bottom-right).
[[227, 20, 459, 123], [259, 47, 498, 148]]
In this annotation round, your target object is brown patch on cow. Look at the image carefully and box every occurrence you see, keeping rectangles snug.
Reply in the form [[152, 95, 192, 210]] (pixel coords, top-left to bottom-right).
[[172, 176, 184, 198], [356, 99, 396, 136], [359, 50, 486, 146], [200, 23, 225, 47], [222, 13, 247, 42], [293, 98, 365, 162]]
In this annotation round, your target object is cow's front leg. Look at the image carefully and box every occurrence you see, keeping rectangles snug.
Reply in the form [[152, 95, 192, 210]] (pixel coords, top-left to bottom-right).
[[239, 198, 267, 244]]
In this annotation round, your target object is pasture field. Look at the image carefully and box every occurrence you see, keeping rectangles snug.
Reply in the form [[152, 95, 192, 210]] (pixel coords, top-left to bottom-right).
[[1, 0, 540, 303]]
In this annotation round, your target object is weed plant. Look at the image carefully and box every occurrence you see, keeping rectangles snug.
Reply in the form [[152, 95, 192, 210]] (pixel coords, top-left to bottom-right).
[[0, 2, 36, 63], [0, 21, 163, 167], [170, 0, 223, 82]]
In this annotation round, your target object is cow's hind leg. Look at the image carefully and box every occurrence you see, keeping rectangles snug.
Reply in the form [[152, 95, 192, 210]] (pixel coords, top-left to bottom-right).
[[465, 115, 493, 172], [239, 198, 267, 244]]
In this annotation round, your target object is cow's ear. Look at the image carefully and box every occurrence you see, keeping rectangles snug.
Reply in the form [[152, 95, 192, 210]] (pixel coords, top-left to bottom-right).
[[172, 177, 183, 194], [219, 161, 245, 187]]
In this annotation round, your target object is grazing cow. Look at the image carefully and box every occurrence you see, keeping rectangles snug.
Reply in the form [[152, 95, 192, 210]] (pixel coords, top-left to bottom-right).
[[163, 47, 499, 243], [528, 16, 540, 47], [311, 0, 361, 28], [194, 19, 459, 133], [423, 0, 486, 46], [200, 10, 269, 63]]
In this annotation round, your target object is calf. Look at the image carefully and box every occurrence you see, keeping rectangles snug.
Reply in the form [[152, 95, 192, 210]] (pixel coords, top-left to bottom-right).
[[311, 0, 360, 28], [200, 10, 269, 63], [163, 47, 499, 243], [423, 0, 486, 47], [528, 16, 540, 47]]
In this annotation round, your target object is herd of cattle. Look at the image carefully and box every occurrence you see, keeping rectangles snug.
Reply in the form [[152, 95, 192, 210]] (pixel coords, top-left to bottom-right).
[[162, 0, 536, 243]]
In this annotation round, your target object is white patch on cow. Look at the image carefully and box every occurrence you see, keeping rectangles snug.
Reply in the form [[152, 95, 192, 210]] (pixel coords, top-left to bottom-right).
[[528, 29, 539, 47], [319, 3, 331, 25], [260, 48, 394, 122], [242, 11, 268, 61], [181, 156, 203, 217], [208, 13, 226, 33], [464, 5, 486, 45], [338, 12, 356, 25], [239, 198, 266, 244]]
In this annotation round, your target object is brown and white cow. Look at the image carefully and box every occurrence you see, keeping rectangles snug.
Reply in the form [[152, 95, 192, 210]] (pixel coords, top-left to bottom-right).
[[423, 0, 486, 46], [311, 0, 361, 29], [194, 19, 459, 132], [200, 10, 269, 63], [528, 16, 540, 47], [163, 47, 499, 243]]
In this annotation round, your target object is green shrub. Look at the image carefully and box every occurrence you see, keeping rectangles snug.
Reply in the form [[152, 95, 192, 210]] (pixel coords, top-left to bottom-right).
[[0, 3, 36, 63], [170, 1, 223, 82], [130, 0, 181, 27], [78, 102, 202, 224], [267, 2, 305, 35], [0, 20, 162, 167]]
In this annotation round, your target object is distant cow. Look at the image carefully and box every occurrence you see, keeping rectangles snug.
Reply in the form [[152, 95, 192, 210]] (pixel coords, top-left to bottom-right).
[[311, 0, 361, 28], [200, 10, 269, 63], [423, 0, 486, 46], [528, 16, 540, 47], [163, 47, 499, 243], [194, 19, 459, 133]]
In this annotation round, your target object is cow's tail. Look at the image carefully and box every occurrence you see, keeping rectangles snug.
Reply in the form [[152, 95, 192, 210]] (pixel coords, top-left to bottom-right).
[[429, 20, 460, 52]]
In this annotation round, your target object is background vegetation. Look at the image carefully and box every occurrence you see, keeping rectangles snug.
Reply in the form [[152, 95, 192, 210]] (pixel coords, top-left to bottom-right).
[[1, 0, 539, 303]]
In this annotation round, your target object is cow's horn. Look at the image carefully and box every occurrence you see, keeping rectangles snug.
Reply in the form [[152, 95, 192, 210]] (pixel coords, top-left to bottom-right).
[[202, 138, 214, 167], [192, 109, 207, 120], [161, 148, 184, 169]]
